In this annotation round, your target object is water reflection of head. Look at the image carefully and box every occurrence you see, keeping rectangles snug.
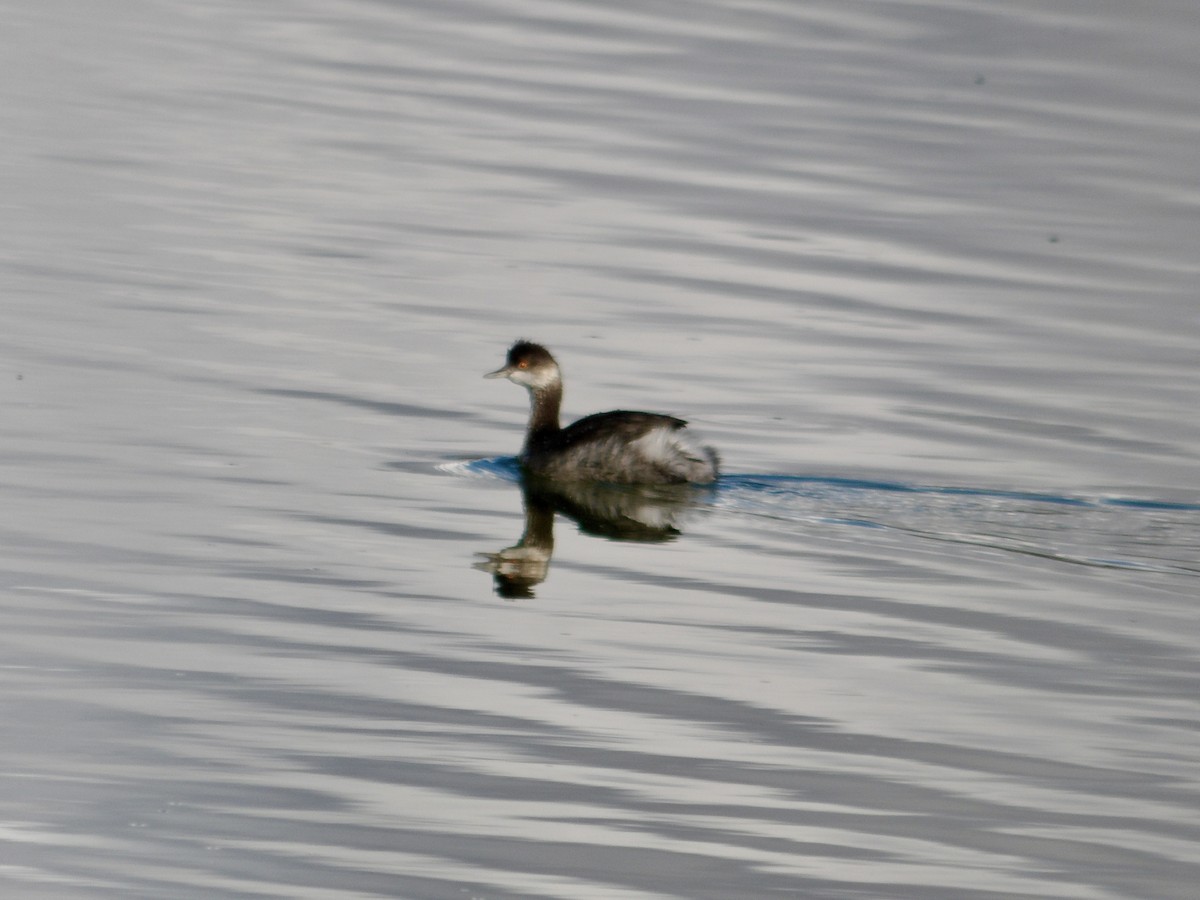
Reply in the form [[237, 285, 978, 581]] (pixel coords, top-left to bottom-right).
[[476, 476, 708, 598]]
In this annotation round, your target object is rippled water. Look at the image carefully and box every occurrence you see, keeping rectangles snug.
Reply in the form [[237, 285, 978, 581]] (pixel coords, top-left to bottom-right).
[[4, 1, 1199, 898]]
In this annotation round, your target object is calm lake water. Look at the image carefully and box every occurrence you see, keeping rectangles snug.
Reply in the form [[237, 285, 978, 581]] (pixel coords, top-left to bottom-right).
[[3, 1, 1199, 898]]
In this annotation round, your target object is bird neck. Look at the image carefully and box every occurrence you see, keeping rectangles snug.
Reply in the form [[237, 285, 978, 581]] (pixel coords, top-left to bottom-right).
[[526, 382, 562, 442]]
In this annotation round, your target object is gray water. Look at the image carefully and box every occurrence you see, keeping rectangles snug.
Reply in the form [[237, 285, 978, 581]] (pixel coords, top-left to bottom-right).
[[3, 1, 1199, 898]]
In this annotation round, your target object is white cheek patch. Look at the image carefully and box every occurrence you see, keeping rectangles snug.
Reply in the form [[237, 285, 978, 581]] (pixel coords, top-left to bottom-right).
[[531, 367, 559, 390], [511, 367, 558, 390]]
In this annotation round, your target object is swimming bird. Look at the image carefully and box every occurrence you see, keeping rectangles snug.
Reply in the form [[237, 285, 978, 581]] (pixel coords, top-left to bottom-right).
[[485, 341, 719, 484]]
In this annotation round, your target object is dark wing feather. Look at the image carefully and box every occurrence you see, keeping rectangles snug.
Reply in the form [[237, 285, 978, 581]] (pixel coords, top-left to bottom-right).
[[556, 410, 686, 450]]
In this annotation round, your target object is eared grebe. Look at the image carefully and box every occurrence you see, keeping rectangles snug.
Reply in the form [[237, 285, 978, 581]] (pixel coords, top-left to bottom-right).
[[485, 341, 720, 484]]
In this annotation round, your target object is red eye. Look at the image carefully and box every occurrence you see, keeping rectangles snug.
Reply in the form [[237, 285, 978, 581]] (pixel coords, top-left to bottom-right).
[[518, 360, 528, 369]]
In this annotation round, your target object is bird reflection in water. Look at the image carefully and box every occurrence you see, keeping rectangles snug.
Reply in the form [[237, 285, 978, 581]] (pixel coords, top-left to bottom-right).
[[475, 476, 711, 598]]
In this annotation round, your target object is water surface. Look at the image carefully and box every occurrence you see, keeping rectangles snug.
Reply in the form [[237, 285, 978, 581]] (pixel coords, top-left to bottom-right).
[[3, 1, 1199, 898]]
